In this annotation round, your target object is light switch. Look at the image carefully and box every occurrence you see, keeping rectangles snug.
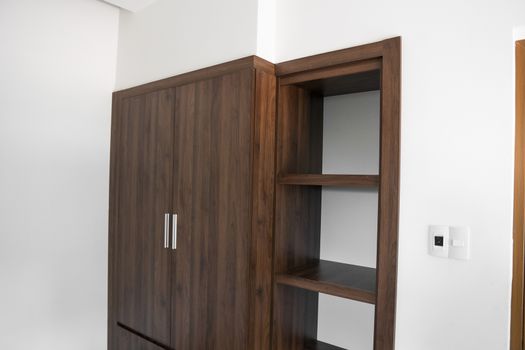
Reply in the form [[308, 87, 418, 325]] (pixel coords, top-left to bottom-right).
[[449, 226, 470, 260], [428, 225, 449, 258]]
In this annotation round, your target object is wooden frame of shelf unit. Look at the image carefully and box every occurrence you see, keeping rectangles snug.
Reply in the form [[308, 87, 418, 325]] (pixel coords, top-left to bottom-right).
[[511, 39, 525, 350], [272, 37, 401, 350]]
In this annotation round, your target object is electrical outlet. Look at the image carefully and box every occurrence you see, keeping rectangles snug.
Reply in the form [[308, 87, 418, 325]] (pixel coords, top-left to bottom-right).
[[428, 225, 449, 258], [449, 226, 470, 260]]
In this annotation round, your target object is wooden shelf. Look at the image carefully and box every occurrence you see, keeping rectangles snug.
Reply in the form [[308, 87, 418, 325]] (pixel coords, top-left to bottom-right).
[[276, 260, 376, 304], [305, 340, 347, 350], [278, 174, 379, 187]]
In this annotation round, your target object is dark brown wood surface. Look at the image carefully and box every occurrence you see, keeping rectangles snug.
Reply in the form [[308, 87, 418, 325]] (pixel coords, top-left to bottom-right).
[[171, 81, 196, 350], [248, 69, 277, 350], [278, 174, 379, 187], [374, 37, 401, 350], [112, 90, 175, 348], [118, 56, 274, 99], [117, 323, 174, 350], [276, 84, 324, 175], [276, 260, 376, 304], [110, 58, 277, 350], [276, 40, 386, 76], [274, 286, 320, 350], [115, 323, 168, 350], [272, 84, 324, 350], [173, 69, 262, 350], [511, 39, 525, 350], [108, 91, 120, 350]]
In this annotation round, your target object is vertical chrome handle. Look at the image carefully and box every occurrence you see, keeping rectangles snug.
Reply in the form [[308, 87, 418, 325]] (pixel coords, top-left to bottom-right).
[[172, 214, 177, 250], [163, 213, 170, 248]]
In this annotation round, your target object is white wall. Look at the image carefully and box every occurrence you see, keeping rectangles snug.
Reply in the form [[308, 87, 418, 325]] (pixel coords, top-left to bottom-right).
[[318, 92, 380, 349], [256, 0, 276, 62], [115, 0, 259, 89], [0, 0, 119, 349], [274, 0, 525, 349]]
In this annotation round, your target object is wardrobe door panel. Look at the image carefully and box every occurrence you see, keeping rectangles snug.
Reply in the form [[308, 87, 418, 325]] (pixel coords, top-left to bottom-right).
[[114, 89, 174, 348], [173, 69, 254, 349]]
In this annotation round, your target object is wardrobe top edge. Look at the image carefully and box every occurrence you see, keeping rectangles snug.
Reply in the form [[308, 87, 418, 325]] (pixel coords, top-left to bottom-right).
[[114, 55, 274, 99], [113, 36, 401, 99]]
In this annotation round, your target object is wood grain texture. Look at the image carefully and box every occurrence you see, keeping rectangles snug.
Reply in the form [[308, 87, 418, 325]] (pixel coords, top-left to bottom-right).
[[115, 323, 168, 350], [171, 81, 196, 350], [108, 91, 121, 350], [172, 68, 275, 350], [118, 56, 274, 99], [110, 58, 277, 350], [511, 39, 525, 350], [274, 286, 319, 350], [276, 260, 376, 304], [276, 40, 386, 76], [117, 323, 173, 350], [248, 69, 277, 350], [278, 174, 379, 187], [112, 89, 175, 347], [374, 37, 401, 350], [273, 84, 324, 350]]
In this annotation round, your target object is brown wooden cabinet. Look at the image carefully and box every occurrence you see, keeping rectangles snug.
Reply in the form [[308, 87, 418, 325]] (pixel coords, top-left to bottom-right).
[[108, 58, 276, 350], [108, 37, 400, 350]]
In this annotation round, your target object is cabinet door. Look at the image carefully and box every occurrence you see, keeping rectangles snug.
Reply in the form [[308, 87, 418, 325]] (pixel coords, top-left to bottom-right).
[[172, 70, 254, 349], [113, 89, 175, 348]]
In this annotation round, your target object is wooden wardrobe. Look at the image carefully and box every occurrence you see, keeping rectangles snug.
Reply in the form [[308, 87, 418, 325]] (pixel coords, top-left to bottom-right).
[[108, 38, 401, 350], [108, 58, 276, 350]]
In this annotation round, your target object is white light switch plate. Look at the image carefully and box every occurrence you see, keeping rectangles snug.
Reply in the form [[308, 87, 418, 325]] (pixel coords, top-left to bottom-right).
[[449, 226, 470, 260], [428, 225, 449, 258]]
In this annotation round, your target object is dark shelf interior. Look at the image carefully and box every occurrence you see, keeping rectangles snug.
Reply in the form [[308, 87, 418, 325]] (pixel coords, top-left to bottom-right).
[[278, 174, 379, 187], [305, 339, 347, 350], [276, 260, 376, 304], [296, 70, 380, 97], [279, 58, 381, 97]]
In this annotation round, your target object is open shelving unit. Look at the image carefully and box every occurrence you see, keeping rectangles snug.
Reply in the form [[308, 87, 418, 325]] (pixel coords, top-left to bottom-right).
[[272, 38, 401, 350]]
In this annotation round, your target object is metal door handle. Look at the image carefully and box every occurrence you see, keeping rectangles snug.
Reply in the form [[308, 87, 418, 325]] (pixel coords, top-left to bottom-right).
[[163, 213, 170, 248], [172, 214, 177, 250]]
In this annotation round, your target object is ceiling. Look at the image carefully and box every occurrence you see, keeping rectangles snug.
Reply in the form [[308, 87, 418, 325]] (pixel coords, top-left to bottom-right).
[[101, 0, 158, 12]]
